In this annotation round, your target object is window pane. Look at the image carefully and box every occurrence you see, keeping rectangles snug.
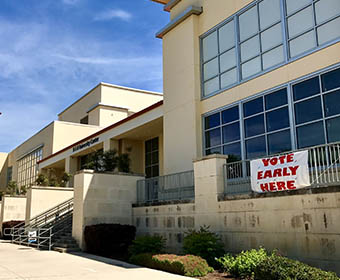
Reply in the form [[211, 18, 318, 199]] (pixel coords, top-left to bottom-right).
[[206, 147, 222, 155], [263, 45, 284, 70], [268, 130, 292, 154], [244, 97, 263, 117], [146, 154, 152, 166], [223, 143, 242, 162], [151, 152, 159, 165], [203, 58, 219, 81], [293, 76, 320, 101], [223, 122, 240, 143], [146, 140, 152, 153], [242, 56, 261, 79], [241, 35, 260, 62], [285, 0, 311, 15], [205, 113, 220, 129], [239, 6, 259, 41], [265, 88, 288, 110], [324, 90, 340, 117], [222, 106, 239, 124], [317, 17, 340, 46], [246, 136, 266, 159], [261, 23, 283, 52], [152, 138, 158, 151], [295, 96, 322, 124], [205, 128, 221, 147], [289, 31, 316, 58], [202, 31, 218, 62], [220, 48, 236, 72], [315, 0, 340, 24], [287, 6, 314, 38], [259, 0, 281, 29], [221, 69, 237, 89], [266, 107, 290, 132], [204, 77, 219, 96], [152, 165, 159, 177], [326, 116, 340, 143], [244, 114, 265, 138], [297, 121, 325, 148], [322, 68, 340, 92], [219, 21, 235, 52]]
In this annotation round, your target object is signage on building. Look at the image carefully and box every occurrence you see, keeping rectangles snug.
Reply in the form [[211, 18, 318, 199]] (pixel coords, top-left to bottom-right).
[[250, 151, 310, 193], [73, 137, 99, 153]]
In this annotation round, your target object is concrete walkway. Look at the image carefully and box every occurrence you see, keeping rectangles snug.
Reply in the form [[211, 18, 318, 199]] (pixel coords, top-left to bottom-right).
[[0, 241, 195, 280]]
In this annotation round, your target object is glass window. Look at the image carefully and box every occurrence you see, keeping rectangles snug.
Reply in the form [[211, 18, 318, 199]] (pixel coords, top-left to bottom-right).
[[220, 48, 236, 72], [261, 23, 282, 52], [322, 68, 340, 92], [246, 136, 266, 159], [268, 129, 292, 154], [244, 114, 265, 138], [223, 143, 242, 162], [222, 106, 239, 124], [206, 146, 222, 155], [317, 17, 340, 45], [204, 77, 219, 96], [242, 56, 261, 79], [17, 147, 43, 187], [221, 69, 237, 88], [243, 97, 263, 117], [323, 90, 340, 117], [285, 0, 311, 15], [263, 45, 284, 70], [287, 6, 314, 38], [223, 122, 240, 143], [241, 36, 260, 62], [202, 31, 218, 62], [289, 30, 316, 57], [265, 88, 288, 110], [326, 116, 340, 143], [239, 5, 259, 41], [259, 0, 281, 29], [205, 128, 221, 147], [266, 107, 290, 132], [203, 58, 219, 81], [295, 96, 323, 124], [145, 138, 159, 178], [293, 76, 320, 101], [297, 121, 325, 148], [205, 113, 220, 129], [315, 0, 340, 24], [219, 21, 235, 52]]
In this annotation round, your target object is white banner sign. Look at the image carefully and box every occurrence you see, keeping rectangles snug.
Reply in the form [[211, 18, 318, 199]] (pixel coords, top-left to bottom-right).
[[250, 151, 310, 193], [28, 231, 37, 243]]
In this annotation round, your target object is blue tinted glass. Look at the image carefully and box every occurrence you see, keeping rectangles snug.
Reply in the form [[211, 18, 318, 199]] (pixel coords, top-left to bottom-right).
[[206, 146, 222, 155], [265, 88, 288, 110], [244, 114, 265, 138], [324, 90, 340, 117], [293, 76, 320, 101], [223, 142, 241, 162], [222, 106, 239, 124], [268, 130, 292, 155], [297, 121, 325, 148], [243, 97, 263, 117], [205, 113, 220, 129], [205, 128, 221, 148], [326, 116, 340, 143], [294, 96, 322, 125], [223, 122, 240, 143], [266, 107, 289, 132], [246, 136, 266, 159], [322, 68, 340, 92]]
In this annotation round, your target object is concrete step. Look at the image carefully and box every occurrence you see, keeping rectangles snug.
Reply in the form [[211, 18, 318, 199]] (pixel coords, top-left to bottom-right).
[[53, 246, 81, 253], [54, 242, 79, 248]]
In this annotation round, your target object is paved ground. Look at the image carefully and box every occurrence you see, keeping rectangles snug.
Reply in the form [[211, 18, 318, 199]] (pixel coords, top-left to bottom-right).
[[0, 241, 195, 280]]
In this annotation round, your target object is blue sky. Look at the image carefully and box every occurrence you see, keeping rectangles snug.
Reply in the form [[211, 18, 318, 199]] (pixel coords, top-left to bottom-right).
[[0, 0, 168, 152]]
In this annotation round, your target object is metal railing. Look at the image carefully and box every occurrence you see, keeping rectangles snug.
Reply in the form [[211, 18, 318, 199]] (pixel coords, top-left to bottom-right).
[[224, 142, 340, 195], [136, 170, 195, 203], [4, 198, 74, 250]]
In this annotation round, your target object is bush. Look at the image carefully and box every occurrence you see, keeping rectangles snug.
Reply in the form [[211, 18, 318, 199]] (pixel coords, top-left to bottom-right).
[[84, 223, 136, 260], [254, 253, 339, 280], [128, 235, 166, 256], [130, 253, 214, 277], [2, 220, 24, 239], [183, 226, 224, 268], [217, 248, 268, 279]]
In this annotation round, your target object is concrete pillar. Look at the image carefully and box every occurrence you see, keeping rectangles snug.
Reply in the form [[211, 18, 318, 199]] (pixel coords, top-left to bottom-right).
[[193, 154, 227, 231], [65, 156, 78, 187], [103, 139, 118, 152]]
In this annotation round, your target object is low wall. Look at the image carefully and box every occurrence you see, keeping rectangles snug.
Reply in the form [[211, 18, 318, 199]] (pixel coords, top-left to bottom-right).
[[0, 196, 26, 233], [72, 170, 143, 249], [25, 186, 74, 224]]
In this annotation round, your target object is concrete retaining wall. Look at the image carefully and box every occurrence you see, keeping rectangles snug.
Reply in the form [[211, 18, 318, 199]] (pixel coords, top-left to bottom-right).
[[0, 196, 26, 233]]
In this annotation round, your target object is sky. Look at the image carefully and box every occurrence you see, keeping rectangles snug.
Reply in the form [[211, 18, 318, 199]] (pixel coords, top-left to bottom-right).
[[0, 0, 168, 153]]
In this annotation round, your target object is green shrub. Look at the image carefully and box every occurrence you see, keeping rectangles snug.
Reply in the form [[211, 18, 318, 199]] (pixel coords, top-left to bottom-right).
[[128, 235, 166, 256], [217, 248, 268, 279], [130, 253, 214, 277], [254, 253, 339, 280], [183, 226, 224, 268]]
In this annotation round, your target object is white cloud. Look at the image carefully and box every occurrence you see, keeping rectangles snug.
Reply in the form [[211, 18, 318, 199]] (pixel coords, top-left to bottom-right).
[[93, 9, 132, 22]]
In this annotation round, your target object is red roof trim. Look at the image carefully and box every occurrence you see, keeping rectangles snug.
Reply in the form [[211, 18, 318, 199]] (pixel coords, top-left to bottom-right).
[[38, 100, 163, 164]]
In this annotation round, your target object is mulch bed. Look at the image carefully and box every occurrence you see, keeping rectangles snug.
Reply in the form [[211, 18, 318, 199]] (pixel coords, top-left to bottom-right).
[[199, 271, 239, 280]]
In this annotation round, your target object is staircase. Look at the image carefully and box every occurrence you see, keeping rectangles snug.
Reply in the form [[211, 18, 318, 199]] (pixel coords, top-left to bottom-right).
[[5, 198, 80, 252]]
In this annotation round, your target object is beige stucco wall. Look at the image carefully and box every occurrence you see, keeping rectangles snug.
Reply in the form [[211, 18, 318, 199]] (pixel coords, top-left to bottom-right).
[[25, 186, 74, 224], [0, 196, 26, 233], [72, 170, 143, 249], [0, 153, 8, 190]]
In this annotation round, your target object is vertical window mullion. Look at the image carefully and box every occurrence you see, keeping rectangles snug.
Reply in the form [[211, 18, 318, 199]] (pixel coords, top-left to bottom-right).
[[280, 0, 290, 61], [235, 15, 242, 83], [312, 1, 318, 47], [319, 75, 328, 144], [287, 83, 297, 150], [239, 103, 246, 161], [217, 28, 222, 91], [257, 3, 264, 71]]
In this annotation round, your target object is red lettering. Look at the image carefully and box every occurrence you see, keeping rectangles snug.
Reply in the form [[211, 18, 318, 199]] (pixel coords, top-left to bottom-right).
[[269, 182, 276, 191], [273, 168, 282, 177], [277, 181, 286, 191], [263, 170, 273, 179], [260, 183, 269, 192], [262, 158, 270, 167], [283, 167, 290, 176], [270, 157, 278, 166], [257, 171, 263, 180], [289, 165, 299, 176], [278, 155, 286, 164], [287, 154, 294, 163], [287, 180, 296, 190]]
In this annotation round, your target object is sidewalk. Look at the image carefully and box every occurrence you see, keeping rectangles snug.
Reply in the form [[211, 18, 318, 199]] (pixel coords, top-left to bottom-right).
[[0, 241, 195, 280]]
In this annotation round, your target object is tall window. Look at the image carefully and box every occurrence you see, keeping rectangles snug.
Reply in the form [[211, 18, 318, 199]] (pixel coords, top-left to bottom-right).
[[6, 166, 13, 185], [201, 0, 340, 97], [145, 138, 159, 178], [17, 148, 43, 187]]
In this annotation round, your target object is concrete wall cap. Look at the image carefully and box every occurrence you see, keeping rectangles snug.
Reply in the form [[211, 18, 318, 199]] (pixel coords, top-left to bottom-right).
[[30, 186, 74, 191], [193, 154, 228, 163], [75, 169, 144, 177]]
